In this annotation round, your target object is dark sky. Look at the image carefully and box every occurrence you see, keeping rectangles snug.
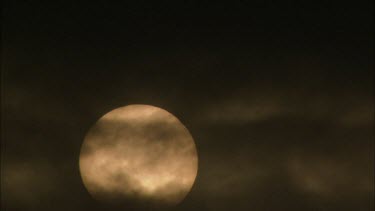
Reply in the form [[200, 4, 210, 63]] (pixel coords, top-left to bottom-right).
[[2, 1, 374, 211]]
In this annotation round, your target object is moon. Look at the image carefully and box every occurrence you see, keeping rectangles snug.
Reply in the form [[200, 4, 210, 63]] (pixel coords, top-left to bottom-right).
[[79, 105, 198, 207]]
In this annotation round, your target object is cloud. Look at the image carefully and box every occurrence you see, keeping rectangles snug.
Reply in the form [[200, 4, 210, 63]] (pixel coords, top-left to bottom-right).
[[195, 90, 373, 128], [287, 152, 373, 198], [2, 161, 60, 206], [201, 99, 284, 123]]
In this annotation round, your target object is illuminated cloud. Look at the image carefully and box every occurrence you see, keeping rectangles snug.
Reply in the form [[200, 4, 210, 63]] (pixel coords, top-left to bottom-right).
[[287, 152, 373, 198]]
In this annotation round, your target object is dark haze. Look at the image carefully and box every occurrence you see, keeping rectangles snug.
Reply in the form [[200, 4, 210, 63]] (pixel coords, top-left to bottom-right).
[[2, 1, 374, 211]]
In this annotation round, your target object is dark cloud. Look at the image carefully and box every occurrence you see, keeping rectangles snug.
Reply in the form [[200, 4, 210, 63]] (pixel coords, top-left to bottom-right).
[[2, 1, 373, 211]]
